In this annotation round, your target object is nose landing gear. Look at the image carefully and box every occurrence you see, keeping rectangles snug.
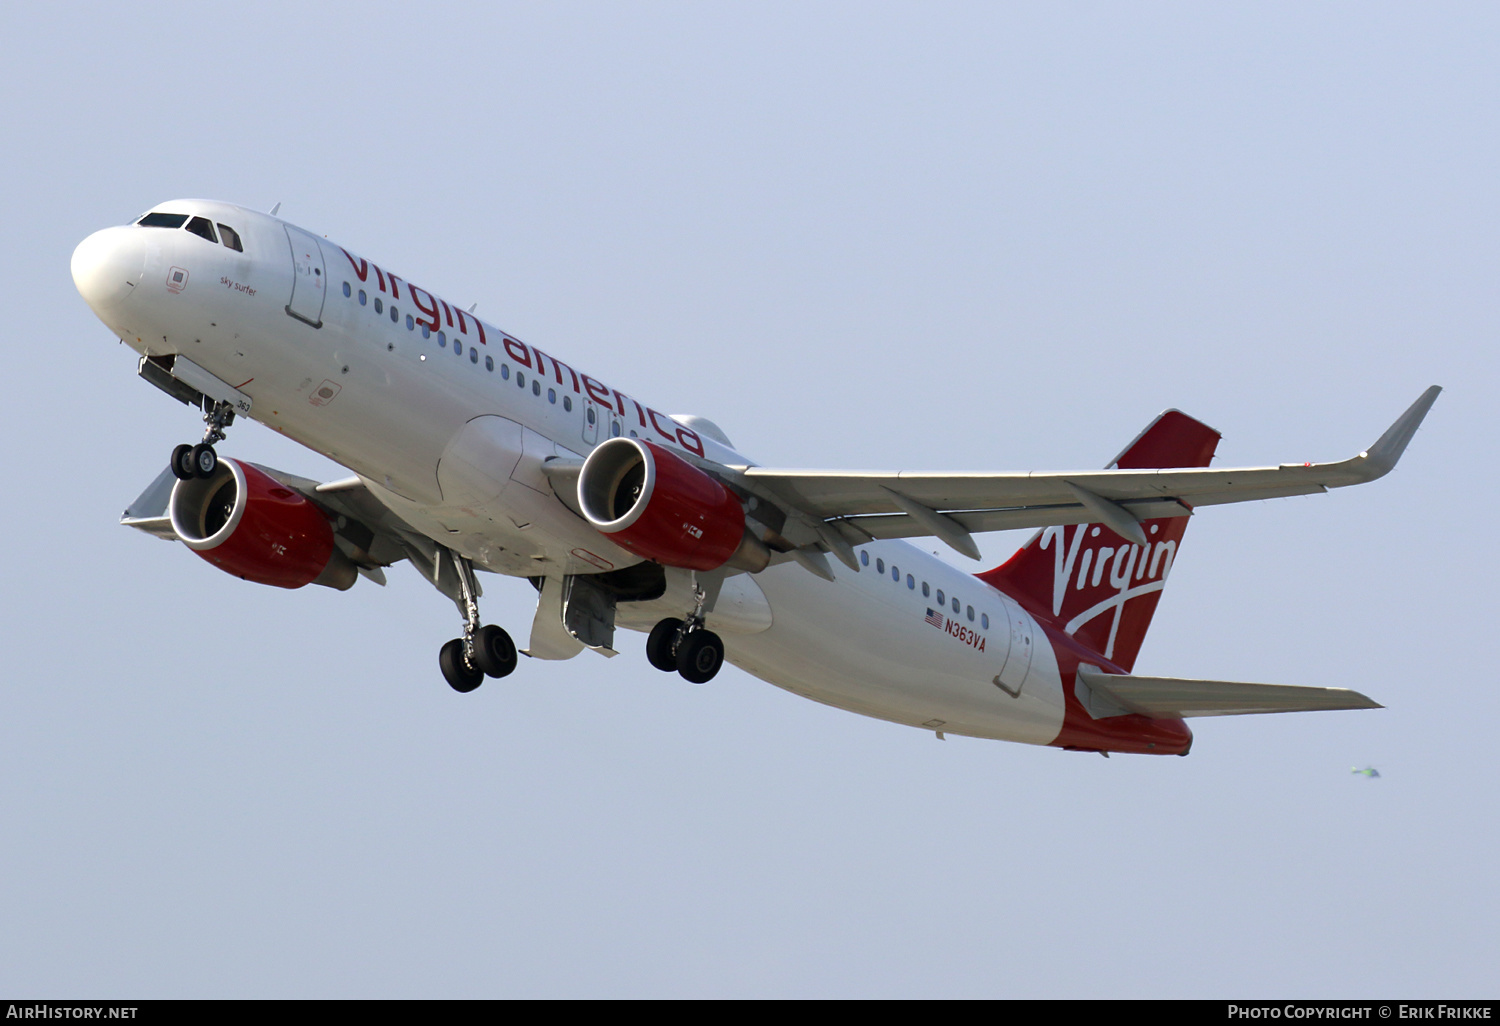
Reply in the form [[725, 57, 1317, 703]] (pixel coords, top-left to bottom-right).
[[438, 549, 518, 693], [170, 398, 236, 481], [171, 442, 218, 480]]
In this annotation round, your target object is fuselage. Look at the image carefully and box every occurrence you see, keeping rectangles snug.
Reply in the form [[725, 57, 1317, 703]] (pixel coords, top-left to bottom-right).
[[74, 199, 1190, 753]]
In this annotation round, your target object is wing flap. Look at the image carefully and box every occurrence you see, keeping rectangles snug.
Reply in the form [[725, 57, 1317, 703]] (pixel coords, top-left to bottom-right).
[[1076, 667, 1383, 719], [839, 497, 1195, 541]]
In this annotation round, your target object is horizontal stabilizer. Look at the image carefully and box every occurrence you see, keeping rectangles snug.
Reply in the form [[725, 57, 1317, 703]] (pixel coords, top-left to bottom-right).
[[1076, 667, 1383, 719]]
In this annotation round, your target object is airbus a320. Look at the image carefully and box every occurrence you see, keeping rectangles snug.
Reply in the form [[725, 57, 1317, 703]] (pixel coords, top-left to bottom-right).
[[72, 200, 1440, 756]]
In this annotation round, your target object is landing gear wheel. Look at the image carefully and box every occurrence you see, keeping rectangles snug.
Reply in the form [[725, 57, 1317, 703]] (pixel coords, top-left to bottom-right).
[[190, 443, 218, 479], [175, 400, 234, 481], [171, 443, 196, 481], [439, 638, 484, 693], [473, 624, 518, 678], [676, 629, 724, 684], [646, 617, 684, 672]]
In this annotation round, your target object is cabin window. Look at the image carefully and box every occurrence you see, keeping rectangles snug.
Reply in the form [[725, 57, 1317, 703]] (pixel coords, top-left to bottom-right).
[[342, 282, 351, 298], [358, 290, 367, 306], [406, 315, 414, 330], [374, 298, 383, 314], [470, 348, 478, 364], [516, 372, 525, 388], [586, 407, 596, 425], [421, 324, 430, 339], [389, 306, 399, 323], [966, 605, 974, 622], [981, 613, 989, 630], [629, 429, 638, 438], [860, 551, 869, 567], [532, 380, 541, 396], [922, 582, 930, 598], [563, 396, 573, 412], [876, 559, 885, 574], [891, 565, 899, 582], [907, 574, 915, 590], [501, 364, 510, 380], [548, 388, 557, 404], [185, 217, 217, 243], [217, 224, 243, 252], [611, 421, 622, 437], [453, 342, 463, 358], [485, 355, 494, 372], [137, 212, 188, 228], [437, 331, 447, 349], [951, 597, 960, 614], [936, 590, 945, 606]]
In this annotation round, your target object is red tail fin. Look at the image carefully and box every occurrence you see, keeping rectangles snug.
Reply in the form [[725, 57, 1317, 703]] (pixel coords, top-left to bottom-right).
[[977, 410, 1221, 671]]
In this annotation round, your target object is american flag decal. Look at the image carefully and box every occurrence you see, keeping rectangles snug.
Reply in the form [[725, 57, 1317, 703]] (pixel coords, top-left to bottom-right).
[[924, 608, 945, 629]]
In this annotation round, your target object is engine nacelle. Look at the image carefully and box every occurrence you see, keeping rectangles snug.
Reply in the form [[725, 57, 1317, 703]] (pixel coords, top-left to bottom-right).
[[169, 458, 357, 590], [578, 438, 768, 572]]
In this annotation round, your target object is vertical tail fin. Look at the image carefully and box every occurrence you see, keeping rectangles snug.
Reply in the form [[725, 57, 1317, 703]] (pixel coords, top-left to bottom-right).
[[977, 410, 1221, 671]]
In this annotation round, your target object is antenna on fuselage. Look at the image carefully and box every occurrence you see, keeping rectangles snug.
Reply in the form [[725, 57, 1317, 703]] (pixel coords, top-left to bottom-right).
[[269, 202, 282, 216], [467, 303, 477, 313]]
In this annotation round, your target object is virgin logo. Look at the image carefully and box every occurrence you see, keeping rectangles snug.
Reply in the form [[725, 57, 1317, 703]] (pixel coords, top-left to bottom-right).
[[1038, 523, 1178, 658]]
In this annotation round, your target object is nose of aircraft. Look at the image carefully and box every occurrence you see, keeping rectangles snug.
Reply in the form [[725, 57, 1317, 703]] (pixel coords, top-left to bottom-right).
[[72, 226, 146, 314]]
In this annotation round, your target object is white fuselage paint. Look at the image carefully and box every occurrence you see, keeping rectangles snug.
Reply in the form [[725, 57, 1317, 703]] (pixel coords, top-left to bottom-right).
[[76, 200, 1067, 745]]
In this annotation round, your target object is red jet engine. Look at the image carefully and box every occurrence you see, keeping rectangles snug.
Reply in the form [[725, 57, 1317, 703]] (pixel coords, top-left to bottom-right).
[[169, 458, 357, 590], [578, 438, 768, 572]]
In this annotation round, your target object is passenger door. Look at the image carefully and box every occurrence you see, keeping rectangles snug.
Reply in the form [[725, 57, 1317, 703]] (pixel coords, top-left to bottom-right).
[[284, 225, 327, 328]]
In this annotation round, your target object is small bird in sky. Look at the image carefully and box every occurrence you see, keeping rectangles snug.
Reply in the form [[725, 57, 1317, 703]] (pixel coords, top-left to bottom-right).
[[1351, 766, 1380, 778]]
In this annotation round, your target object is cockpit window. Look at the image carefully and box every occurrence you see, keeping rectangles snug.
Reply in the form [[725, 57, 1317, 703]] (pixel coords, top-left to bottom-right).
[[217, 224, 243, 252], [185, 217, 218, 243], [137, 212, 189, 228]]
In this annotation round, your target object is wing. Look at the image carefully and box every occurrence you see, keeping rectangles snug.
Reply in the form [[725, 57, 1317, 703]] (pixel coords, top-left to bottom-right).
[[725, 386, 1440, 560], [121, 464, 477, 607]]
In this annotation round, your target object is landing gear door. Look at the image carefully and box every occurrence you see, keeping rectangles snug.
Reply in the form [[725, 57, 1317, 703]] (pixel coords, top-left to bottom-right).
[[284, 225, 327, 328], [563, 574, 618, 656]]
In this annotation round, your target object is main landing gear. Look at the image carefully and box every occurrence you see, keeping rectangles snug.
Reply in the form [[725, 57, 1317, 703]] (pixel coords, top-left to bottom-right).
[[170, 398, 236, 481], [438, 549, 518, 693], [645, 583, 725, 684]]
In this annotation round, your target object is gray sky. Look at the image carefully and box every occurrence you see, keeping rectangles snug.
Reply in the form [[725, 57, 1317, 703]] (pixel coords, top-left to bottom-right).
[[2, 1, 1494, 997]]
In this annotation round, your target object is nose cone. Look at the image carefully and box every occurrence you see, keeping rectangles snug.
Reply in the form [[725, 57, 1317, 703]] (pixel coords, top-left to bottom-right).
[[72, 226, 145, 315]]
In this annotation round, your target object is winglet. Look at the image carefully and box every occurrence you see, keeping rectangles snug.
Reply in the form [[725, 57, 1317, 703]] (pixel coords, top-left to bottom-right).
[[1355, 385, 1442, 481]]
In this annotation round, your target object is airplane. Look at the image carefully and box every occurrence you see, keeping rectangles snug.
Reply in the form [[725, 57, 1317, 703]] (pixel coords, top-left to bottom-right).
[[71, 199, 1440, 757]]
